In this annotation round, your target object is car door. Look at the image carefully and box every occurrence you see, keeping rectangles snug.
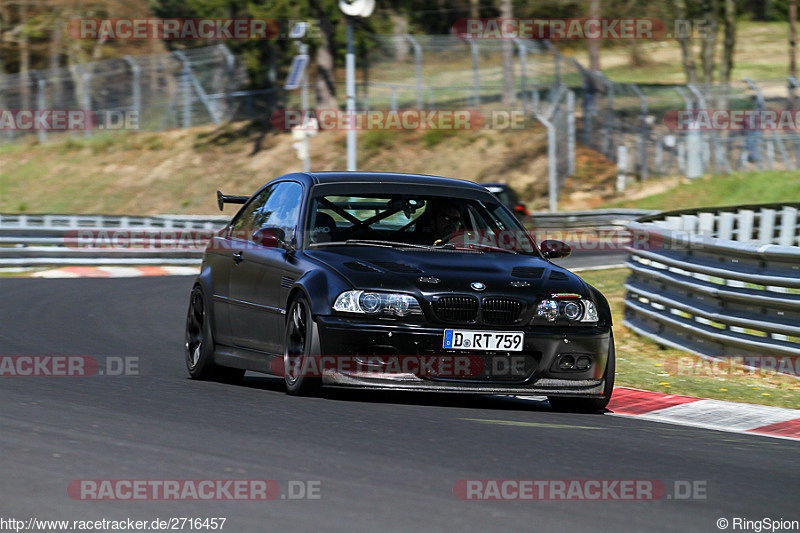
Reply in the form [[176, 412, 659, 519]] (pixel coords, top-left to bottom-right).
[[228, 181, 303, 354]]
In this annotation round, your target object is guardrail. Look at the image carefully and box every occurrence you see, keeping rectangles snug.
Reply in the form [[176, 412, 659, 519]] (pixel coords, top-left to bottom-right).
[[0, 214, 228, 267], [624, 203, 800, 358], [526, 209, 658, 229], [1, 210, 651, 268]]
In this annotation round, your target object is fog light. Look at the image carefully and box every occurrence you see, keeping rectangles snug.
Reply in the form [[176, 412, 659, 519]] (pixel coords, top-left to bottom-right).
[[563, 301, 582, 320], [575, 356, 591, 370], [558, 355, 575, 370]]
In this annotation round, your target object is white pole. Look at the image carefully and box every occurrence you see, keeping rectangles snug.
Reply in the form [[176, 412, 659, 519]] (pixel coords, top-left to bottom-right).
[[346, 20, 357, 171]]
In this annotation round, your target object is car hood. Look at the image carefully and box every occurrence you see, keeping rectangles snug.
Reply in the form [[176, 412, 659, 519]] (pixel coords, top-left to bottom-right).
[[304, 246, 589, 300]]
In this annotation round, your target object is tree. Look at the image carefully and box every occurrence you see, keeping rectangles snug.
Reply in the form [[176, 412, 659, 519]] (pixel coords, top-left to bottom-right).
[[499, 0, 515, 105], [588, 0, 601, 71], [673, 0, 736, 86]]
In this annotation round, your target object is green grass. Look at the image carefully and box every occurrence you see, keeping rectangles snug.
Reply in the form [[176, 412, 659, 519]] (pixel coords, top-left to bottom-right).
[[605, 170, 800, 210], [578, 268, 800, 408]]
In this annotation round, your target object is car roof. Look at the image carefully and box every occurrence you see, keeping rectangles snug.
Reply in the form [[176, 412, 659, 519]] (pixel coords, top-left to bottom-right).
[[480, 182, 511, 190], [283, 171, 488, 191]]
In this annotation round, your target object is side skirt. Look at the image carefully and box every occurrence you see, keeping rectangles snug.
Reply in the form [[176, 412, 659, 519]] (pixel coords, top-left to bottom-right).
[[214, 344, 280, 374]]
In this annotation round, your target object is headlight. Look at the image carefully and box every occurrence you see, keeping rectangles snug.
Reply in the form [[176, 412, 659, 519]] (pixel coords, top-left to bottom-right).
[[535, 300, 559, 321], [534, 299, 599, 323], [333, 290, 422, 317], [563, 301, 582, 320]]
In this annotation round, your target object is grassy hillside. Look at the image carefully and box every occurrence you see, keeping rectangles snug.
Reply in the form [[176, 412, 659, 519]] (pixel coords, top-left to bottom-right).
[[0, 122, 618, 215], [566, 21, 793, 84], [604, 170, 800, 211]]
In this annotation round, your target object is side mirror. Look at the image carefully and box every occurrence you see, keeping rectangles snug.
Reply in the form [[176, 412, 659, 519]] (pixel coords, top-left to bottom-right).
[[540, 239, 571, 260], [253, 227, 291, 250]]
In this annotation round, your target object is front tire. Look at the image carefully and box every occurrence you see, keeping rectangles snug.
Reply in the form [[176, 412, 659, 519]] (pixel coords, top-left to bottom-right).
[[283, 295, 321, 396], [185, 286, 245, 383], [548, 332, 615, 414]]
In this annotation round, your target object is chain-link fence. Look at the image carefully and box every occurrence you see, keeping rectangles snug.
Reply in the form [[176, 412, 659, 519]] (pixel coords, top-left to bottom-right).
[[4, 34, 799, 209], [0, 44, 250, 144]]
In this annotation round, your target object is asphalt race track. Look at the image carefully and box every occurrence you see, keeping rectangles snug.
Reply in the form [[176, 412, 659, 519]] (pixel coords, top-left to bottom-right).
[[0, 275, 797, 532]]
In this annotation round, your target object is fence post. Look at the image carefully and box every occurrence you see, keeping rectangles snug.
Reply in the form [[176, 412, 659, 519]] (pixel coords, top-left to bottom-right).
[[35, 73, 47, 143], [173, 51, 192, 127], [567, 89, 575, 176], [686, 84, 706, 178], [469, 39, 481, 107], [630, 83, 648, 180], [744, 78, 777, 170], [216, 44, 236, 121], [404, 35, 424, 110], [617, 145, 628, 192], [789, 77, 800, 166], [123, 56, 141, 124], [513, 39, 528, 114]]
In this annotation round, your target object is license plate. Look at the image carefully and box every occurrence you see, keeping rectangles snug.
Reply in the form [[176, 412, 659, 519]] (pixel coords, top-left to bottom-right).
[[443, 330, 524, 351]]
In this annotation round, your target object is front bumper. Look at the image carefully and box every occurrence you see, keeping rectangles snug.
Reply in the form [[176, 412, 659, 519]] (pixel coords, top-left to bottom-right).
[[315, 316, 611, 397]]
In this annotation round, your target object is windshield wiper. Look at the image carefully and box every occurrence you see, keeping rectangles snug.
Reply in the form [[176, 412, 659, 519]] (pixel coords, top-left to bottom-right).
[[311, 239, 433, 249], [346, 240, 434, 249], [448, 242, 519, 254]]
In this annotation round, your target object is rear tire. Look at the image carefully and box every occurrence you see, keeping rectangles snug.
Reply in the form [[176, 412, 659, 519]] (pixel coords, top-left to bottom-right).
[[548, 332, 615, 414], [185, 286, 245, 383], [283, 295, 322, 396]]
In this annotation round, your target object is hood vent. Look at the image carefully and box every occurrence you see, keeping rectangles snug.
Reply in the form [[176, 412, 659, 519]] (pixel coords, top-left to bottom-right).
[[370, 261, 423, 274], [344, 261, 384, 273], [511, 266, 544, 279], [549, 270, 569, 280]]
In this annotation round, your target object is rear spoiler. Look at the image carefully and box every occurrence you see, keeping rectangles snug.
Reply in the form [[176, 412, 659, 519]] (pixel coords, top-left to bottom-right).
[[217, 190, 249, 211]]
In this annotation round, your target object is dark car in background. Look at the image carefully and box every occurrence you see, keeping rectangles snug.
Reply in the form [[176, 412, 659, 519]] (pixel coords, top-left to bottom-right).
[[185, 172, 614, 412], [482, 182, 529, 219]]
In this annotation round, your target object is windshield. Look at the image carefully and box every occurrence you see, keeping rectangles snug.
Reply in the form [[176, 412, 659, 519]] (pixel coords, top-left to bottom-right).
[[306, 192, 538, 255]]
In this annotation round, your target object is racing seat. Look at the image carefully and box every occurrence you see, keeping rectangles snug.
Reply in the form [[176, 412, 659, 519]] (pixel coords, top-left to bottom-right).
[[311, 212, 338, 243]]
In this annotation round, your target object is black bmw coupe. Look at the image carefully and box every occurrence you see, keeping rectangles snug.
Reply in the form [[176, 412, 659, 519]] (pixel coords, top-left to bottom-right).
[[185, 172, 615, 412]]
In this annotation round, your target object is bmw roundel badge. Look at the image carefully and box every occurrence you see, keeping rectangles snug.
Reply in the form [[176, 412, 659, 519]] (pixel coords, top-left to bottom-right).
[[470, 282, 486, 291]]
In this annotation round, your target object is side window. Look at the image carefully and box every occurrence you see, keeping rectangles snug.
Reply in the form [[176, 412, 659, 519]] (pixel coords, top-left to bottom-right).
[[252, 182, 303, 243], [230, 188, 272, 236]]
